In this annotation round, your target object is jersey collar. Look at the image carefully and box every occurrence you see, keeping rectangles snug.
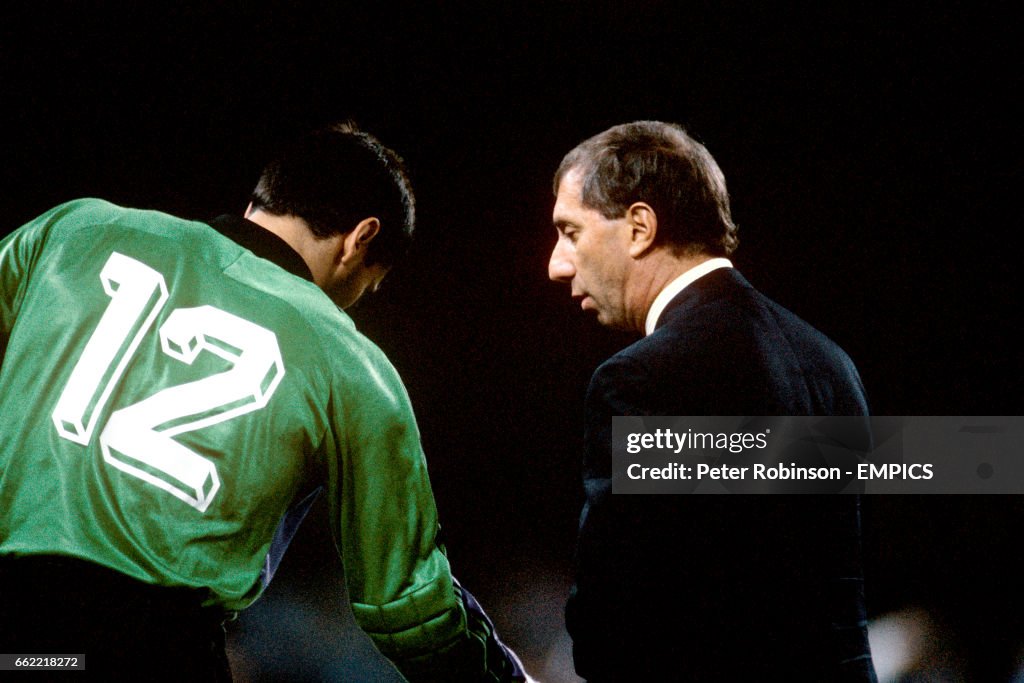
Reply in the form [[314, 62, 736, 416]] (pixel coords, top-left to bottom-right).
[[207, 215, 315, 283]]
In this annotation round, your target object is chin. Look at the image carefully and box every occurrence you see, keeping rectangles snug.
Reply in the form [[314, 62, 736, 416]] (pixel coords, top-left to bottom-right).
[[595, 314, 637, 333], [594, 313, 622, 330], [332, 294, 358, 310]]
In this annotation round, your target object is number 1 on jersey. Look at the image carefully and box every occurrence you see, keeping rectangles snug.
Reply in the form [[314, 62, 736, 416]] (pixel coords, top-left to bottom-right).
[[52, 252, 169, 444]]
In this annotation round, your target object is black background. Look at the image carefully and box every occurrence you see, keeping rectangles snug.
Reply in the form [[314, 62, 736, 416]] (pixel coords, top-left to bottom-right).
[[2, 3, 1020, 680]]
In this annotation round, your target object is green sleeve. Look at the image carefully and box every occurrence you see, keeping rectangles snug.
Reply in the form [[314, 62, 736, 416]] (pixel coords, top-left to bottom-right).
[[325, 348, 520, 681]]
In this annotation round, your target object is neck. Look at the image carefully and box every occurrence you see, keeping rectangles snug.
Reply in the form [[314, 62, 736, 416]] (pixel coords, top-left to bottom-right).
[[627, 250, 714, 332], [244, 208, 337, 287]]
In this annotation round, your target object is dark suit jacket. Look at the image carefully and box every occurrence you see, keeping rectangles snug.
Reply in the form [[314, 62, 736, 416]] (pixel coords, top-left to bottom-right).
[[566, 268, 876, 682]]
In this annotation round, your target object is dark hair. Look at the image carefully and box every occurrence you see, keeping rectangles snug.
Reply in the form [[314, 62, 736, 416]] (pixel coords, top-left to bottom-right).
[[251, 122, 415, 267], [554, 121, 738, 256]]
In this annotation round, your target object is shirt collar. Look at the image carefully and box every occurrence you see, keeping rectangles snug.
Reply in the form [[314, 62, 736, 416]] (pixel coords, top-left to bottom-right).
[[644, 258, 733, 336], [207, 214, 315, 283]]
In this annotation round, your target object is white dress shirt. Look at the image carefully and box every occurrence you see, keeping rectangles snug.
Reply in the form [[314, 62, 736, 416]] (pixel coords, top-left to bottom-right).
[[644, 258, 733, 336]]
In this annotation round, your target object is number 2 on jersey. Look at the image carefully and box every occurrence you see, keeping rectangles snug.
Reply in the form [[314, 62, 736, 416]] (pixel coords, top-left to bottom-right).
[[51, 252, 285, 512]]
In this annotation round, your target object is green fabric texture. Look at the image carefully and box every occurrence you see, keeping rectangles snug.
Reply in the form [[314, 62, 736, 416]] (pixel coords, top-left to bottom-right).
[[0, 199, 504, 678]]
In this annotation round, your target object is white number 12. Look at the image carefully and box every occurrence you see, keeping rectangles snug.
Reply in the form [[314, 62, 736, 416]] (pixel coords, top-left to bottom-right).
[[52, 252, 285, 512]]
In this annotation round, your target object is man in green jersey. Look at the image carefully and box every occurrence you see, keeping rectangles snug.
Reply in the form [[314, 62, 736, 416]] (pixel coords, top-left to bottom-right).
[[0, 124, 527, 681]]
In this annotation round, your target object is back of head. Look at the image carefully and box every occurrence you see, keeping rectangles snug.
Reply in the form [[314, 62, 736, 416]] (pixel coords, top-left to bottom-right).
[[251, 122, 415, 267], [554, 120, 738, 256]]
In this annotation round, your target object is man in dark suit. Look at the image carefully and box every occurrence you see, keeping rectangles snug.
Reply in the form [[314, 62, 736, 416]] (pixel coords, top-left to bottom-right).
[[548, 121, 877, 681]]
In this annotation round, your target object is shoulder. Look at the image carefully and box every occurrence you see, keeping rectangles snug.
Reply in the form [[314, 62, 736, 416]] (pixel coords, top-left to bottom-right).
[[324, 323, 422, 449], [661, 269, 850, 362], [7, 199, 120, 245], [608, 270, 868, 415], [586, 338, 669, 417], [592, 345, 649, 391], [312, 307, 414, 416], [39, 198, 166, 226], [40, 197, 120, 221], [28, 198, 211, 247]]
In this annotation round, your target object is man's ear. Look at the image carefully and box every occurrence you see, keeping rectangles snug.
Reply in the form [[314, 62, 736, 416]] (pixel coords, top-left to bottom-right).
[[627, 202, 658, 258], [338, 217, 381, 266]]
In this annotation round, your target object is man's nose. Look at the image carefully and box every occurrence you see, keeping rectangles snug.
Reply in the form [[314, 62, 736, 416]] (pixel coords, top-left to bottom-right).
[[548, 240, 575, 282]]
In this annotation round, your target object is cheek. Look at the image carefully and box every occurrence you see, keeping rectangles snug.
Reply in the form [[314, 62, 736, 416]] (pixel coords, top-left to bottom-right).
[[578, 244, 612, 284]]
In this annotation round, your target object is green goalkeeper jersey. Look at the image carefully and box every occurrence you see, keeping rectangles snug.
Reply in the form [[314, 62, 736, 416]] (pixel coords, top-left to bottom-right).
[[0, 199, 513, 679]]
